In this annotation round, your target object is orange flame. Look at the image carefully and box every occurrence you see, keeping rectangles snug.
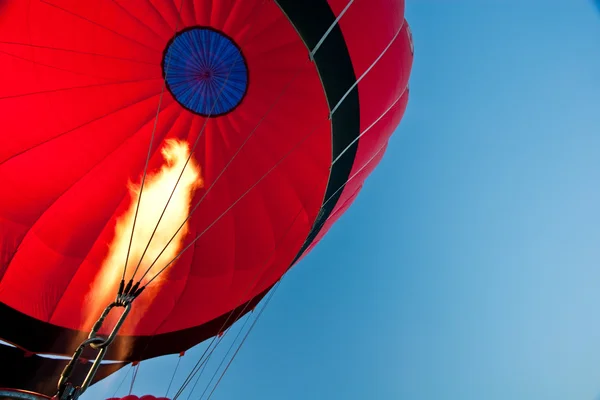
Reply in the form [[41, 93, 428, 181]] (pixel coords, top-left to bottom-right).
[[85, 139, 203, 328]]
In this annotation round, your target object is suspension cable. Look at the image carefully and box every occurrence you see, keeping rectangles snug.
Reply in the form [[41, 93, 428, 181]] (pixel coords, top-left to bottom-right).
[[127, 52, 241, 284], [196, 313, 254, 399], [109, 365, 132, 398], [124, 0, 273, 295], [184, 338, 220, 400], [170, 207, 305, 399], [204, 281, 282, 400], [128, 363, 140, 395], [165, 353, 183, 398], [171, 329, 229, 400], [120, 0, 186, 289]]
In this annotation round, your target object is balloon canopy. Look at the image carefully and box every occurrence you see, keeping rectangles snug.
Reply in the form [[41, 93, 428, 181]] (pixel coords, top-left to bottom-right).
[[0, 0, 413, 396], [106, 396, 169, 400]]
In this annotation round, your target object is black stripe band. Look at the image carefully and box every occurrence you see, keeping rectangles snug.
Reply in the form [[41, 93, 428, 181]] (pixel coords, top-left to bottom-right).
[[273, 0, 360, 263]]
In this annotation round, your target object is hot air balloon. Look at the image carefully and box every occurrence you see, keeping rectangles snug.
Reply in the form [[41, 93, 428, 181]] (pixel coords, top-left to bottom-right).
[[106, 396, 169, 400], [0, 0, 414, 398]]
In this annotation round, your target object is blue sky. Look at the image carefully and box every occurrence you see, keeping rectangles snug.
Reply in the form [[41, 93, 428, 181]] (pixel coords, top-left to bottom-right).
[[87, 2, 600, 399]]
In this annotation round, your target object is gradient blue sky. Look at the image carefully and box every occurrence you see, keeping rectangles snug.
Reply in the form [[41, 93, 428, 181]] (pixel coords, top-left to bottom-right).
[[86, 2, 600, 399]]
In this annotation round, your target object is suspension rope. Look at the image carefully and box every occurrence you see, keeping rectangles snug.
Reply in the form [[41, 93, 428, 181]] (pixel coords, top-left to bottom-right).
[[110, 365, 132, 398], [204, 281, 282, 400], [332, 85, 408, 165], [171, 208, 305, 399], [128, 363, 140, 395], [120, 0, 186, 289], [330, 19, 406, 116], [171, 328, 230, 400], [125, 0, 272, 291], [184, 339, 219, 400], [310, 0, 355, 59], [165, 353, 183, 398], [127, 50, 240, 284], [197, 313, 254, 400]]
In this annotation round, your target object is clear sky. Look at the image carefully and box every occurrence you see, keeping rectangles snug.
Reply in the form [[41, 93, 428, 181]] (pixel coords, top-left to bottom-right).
[[86, 2, 600, 399]]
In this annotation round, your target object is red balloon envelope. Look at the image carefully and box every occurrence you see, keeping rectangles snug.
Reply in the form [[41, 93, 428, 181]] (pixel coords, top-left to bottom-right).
[[0, 0, 413, 395], [106, 396, 169, 400]]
